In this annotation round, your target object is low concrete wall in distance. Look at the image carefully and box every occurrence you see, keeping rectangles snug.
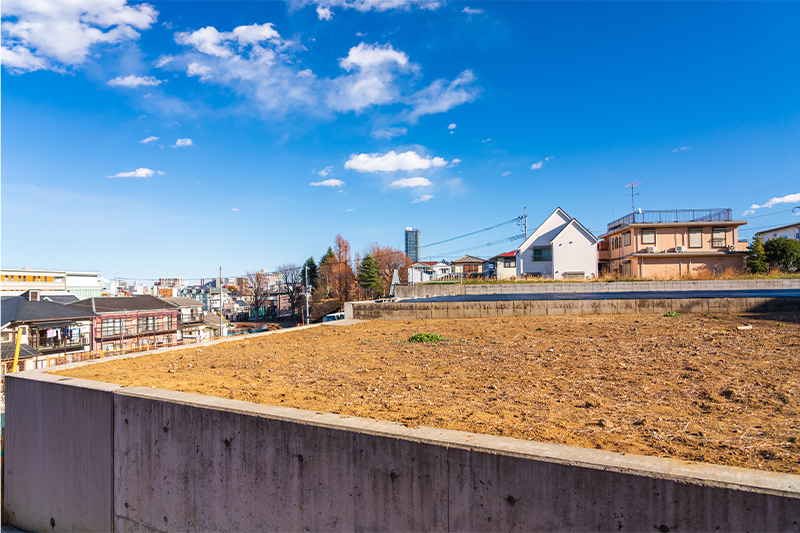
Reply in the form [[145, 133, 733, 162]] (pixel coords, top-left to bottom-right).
[[395, 278, 800, 300], [352, 297, 800, 320], [4, 371, 800, 531]]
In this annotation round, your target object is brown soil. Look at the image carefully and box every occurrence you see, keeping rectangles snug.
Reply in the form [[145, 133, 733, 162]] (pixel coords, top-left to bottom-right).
[[53, 313, 800, 474]]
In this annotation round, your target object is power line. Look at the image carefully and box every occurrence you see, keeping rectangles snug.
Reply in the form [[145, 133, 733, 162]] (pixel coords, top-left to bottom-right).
[[438, 233, 525, 258], [422, 208, 524, 239], [422, 217, 523, 248]]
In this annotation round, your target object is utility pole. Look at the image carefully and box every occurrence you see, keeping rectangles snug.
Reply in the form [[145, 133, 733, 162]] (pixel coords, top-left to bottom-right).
[[524, 207, 528, 239], [305, 265, 310, 325], [219, 267, 223, 339]]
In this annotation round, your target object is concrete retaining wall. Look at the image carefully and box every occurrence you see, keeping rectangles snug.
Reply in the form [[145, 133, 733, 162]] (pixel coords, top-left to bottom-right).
[[353, 297, 800, 320], [395, 278, 800, 300], [4, 371, 800, 531]]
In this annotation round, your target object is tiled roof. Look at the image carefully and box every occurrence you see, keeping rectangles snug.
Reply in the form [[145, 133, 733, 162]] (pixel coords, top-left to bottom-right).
[[2, 295, 96, 324], [451, 254, 484, 264], [69, 295, 178, 313], [160, 297, 205, 308]]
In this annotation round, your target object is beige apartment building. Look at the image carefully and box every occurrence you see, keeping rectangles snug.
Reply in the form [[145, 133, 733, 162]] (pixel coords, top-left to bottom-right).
[[598, 208, 748, 278]]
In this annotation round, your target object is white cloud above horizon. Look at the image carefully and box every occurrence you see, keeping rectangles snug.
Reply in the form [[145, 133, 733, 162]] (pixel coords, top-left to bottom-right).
[[744, 193, 800, 215], [313, 166, 334, 177], [231, 207, 239, 211], [291, 0, 442, 14], [316, 6, 334, 20], [345, 150, 448, 172], [173, 138, 194, 148], [462, 7, 484, 15], [531, 156, 552, 170], [139, 136, 159, 144], [390, 176, 431, 188], [310, 178, 345, 187], [672, 146, 691, 152], [1, 0, 158, 74], [412, 194, 433, 203], [502, 171, 511, 177], [108, 75, 164, 88], [106, 167, 163, 179]]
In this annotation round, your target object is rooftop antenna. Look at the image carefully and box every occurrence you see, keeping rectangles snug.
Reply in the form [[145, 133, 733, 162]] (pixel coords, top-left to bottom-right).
[[626, 182, 642, 213]]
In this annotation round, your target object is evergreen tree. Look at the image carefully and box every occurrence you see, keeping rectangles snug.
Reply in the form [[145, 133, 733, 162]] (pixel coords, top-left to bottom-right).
[[745, 235, 768, 274], [318, 247, 335, 298], [357, 254, 382, 296], [302, 256, 318, 289], [764, 237, 800, 271]]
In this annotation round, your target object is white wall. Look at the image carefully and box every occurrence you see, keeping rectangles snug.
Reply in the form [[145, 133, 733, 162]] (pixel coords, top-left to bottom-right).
[[551, 224, 598, 279], [760, 225, 800, 243]]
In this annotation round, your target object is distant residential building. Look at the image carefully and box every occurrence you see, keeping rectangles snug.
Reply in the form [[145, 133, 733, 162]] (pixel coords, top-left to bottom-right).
[[223, 299, 251, 322], [518, 208, 599, 280], [161, 297, 206, 342], [1, 290, 96, 370], [179, 286, 233, 312], [156, 286, 179, 298], [405, 227, 421, 263], [598, 208, 747, 278], [449, 255, 485, 278], [68, 295, 180, 354], [1, 268, 104, 298], [485, 251, 517, 280], [756, 223, 800, 243], [128, 282, 151, 296], [407, 261, 451, 283], [158, 277, 186, 288]]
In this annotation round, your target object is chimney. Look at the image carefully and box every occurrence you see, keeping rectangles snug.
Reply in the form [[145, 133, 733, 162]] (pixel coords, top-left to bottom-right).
[[29, 290, 40, 302]]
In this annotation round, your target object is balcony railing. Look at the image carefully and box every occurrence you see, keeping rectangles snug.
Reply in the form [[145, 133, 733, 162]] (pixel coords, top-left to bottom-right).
[[607, 209, 733, 232]]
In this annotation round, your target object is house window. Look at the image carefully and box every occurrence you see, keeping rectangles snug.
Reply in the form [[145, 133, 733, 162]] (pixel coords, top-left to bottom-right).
[[1, 332, 10, 342], [166, 315, 173, 330], [138, 316, 156, 333], [101, 318, 124, 336], [642, 229, 656, 245], [688, 228, 703, 248], [712, 228, 726, 248], [504, 259, 516, 268], [463, 264, 479, 273], [532, 247, 551, 261], [624, 232, 631, 247]]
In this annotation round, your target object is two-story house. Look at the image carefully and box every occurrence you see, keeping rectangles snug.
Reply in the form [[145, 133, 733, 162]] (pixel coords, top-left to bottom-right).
[[598, 208, 748, 277], [517, 208, 599, 279], [68, 295, 180, 355]]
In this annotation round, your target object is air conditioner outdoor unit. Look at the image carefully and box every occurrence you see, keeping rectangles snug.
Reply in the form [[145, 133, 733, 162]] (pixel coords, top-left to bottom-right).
[[646, 246, 657, 253], [675, 246, 686, 253], [727, 244, 737, 252]]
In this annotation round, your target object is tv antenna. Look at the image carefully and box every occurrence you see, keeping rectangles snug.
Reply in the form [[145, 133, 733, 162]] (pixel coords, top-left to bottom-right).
[[626, 182, 642, 213]]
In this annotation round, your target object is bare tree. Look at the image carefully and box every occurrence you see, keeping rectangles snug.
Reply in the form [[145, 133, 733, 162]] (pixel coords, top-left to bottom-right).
[[245, 270, 269, 320], [333, 234, 355, 305], [276, 263, 305, 318], [365, 243, 409, 297]]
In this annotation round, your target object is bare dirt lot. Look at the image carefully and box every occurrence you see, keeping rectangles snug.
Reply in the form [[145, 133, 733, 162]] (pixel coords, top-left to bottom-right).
[[54, 313, 800, 474]]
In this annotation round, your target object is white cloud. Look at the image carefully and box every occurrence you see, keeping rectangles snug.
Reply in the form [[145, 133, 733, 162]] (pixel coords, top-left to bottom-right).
[[314, 166, 334, 177], [390, 177, 431, 188], [462, 7, 484, 15], [139, 136, 159, 144], [448, 158, 461, 167], [2, 0, 157, 74], [747, 193, 800, 213], [231, 207, 239, 211], [156, 170, 165, 175], [481, 138, 491, 143], [345, 150, 448, 172], [106, 167, 160, 179], [310, 178, 345, 187], [175, 23, 281, 58], [672, 146, 690, 152], [291, 0, 442, 14], [405, 70, 480, 122], [108, 75, 164, 88], [346, 208, 355, 212], [327, 43, 411, 112], [413, 194, 433, 203], [531, 157, 551, 170], [502, 171, 511, 177], [173, 138, 194, 148], [155, 55, 174, 68], [317, 6, 334, 20], [448, 123, 457, 130]]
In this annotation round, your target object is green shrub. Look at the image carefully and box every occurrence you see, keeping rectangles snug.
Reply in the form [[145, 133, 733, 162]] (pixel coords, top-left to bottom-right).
[[663, 311, 682, 318], [408, 333, 445, 343]]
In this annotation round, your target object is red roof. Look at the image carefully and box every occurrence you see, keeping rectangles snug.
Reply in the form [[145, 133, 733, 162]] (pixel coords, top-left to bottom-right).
[[411, 261, 437, 266], [497, 251, 516, 258]]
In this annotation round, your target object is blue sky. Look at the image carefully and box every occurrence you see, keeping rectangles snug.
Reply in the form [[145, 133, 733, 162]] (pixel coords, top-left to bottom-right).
[[2, 0, 799, 282]]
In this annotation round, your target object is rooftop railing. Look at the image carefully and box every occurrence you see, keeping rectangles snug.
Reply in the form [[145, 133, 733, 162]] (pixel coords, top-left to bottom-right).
[[607, 208, 733, 232]]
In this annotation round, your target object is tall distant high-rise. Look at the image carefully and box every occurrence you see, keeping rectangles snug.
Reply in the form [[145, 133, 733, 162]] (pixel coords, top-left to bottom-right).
[[405, 227, 421, 263]]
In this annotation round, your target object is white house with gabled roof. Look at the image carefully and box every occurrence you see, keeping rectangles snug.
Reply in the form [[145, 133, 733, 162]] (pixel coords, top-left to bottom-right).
[[517, 207, 599, 279]]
